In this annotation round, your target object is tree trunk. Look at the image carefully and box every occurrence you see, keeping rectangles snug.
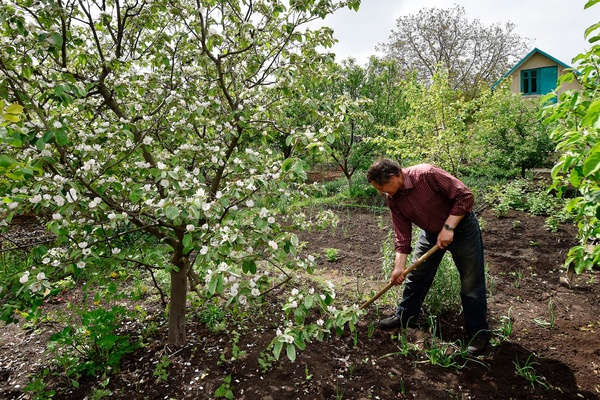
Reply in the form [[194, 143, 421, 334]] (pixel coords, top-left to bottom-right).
[[168, 255, 188, 346]]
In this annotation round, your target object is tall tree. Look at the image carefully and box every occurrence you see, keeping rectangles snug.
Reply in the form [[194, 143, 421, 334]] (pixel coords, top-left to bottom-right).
[[295, 57, 409, 188], [474, 83, 553, 178], [542, 0, 600, 276], [0, 0, 363, 348], [378, 5, 531, 98], [379, 71, 477, 176]]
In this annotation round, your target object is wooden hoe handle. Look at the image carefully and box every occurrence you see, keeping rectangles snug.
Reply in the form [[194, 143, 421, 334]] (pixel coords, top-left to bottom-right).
[[359, 245, 439, 310]]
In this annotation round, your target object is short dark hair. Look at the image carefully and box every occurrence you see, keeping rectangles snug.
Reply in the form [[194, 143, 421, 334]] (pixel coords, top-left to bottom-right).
[[367, 159, 401, 185]]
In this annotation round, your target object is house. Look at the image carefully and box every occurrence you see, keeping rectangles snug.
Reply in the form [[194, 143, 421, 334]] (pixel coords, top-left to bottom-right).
[[493, 48, 581, 100]]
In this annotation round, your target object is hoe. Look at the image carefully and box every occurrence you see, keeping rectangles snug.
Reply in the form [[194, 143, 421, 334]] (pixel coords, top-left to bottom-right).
[[359, 245, 439, 310]]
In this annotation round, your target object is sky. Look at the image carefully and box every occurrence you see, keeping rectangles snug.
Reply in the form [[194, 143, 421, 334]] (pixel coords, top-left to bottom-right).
[[306, 0, 599, 68]]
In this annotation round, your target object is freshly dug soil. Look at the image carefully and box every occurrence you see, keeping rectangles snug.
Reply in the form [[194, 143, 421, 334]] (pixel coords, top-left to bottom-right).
[[1, 203, 599, 400]]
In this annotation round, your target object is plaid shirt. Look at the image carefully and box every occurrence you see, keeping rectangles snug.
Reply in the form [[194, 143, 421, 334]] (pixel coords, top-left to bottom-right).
[[387, 164, 474, 254]]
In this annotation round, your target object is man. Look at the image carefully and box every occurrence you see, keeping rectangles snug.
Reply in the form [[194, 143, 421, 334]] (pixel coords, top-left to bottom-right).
[[366, 159, 489, 356]]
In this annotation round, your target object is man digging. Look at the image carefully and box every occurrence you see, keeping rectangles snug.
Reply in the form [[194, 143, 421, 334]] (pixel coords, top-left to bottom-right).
[[367, 159, 489, 356]]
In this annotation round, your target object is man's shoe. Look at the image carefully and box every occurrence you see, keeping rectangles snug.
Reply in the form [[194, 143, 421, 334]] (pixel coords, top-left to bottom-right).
[[378, 315, 404, 330], [467, 336, 488, 356]]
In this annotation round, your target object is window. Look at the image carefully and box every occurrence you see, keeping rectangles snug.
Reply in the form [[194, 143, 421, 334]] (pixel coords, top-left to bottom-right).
[[521, 66, 557, 96], [521, 69, 539, 94]]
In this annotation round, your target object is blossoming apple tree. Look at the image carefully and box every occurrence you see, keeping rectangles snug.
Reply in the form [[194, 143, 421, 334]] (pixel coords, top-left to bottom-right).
[[0, 0, 364, 350]]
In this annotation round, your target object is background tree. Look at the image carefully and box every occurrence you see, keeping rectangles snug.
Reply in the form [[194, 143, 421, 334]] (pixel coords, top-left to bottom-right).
[[473, 83, 554, 178], [378, 5, 531, 98], [296, 57, 409, 188], [0, 0, 364, 348], [378, 71, 477, 175]]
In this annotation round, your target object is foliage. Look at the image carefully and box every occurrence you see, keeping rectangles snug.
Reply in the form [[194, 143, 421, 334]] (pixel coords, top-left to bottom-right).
[[513, 354, 549, 389], [153, 356, 171, 381], [423, 254, 461, 316], [483, 180, 572, 226], [541, 0, 600, 274], [0, 0, 365, 349], [215, 375, 234, 399], [296, 57, 409, 188], [323, 247, 341, 261], [378, 71, 477, 175], [46, 283, 141, 383], [474, 84, 555, 178], [378, 5, 531, 98]]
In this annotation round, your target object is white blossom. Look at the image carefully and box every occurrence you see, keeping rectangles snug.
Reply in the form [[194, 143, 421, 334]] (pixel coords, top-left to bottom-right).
[[30, 194, 42, 204], [283, 335, 294, 344], [30, 282, 42, 293]]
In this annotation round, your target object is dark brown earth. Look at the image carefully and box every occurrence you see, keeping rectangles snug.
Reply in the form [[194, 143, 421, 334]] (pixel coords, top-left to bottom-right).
[[1, 197, 599, 399]]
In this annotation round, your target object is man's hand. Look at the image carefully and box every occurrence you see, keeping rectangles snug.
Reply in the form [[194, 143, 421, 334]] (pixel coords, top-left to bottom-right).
[[437, 228, 454, 249], [390, 266, 406, 285], [437, 215, 464, 249], [391, 252, 409, 285]]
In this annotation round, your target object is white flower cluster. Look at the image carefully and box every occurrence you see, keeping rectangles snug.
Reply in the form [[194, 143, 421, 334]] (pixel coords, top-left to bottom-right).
[[20, 270, 49, 293]]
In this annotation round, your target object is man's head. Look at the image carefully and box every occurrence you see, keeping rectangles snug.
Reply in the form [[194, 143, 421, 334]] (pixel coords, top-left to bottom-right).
[[367, 159, 403, 196]]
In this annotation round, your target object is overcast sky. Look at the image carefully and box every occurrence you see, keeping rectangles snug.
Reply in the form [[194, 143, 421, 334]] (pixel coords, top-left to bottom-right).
[[306, 0, 598, 68]]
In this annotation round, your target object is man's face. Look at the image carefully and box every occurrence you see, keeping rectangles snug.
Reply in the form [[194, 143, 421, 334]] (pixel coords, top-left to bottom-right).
[[370, 174, 402, 197]]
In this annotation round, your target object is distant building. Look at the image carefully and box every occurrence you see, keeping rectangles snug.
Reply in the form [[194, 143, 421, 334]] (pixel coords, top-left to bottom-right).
[[493, 48, 582, 101]]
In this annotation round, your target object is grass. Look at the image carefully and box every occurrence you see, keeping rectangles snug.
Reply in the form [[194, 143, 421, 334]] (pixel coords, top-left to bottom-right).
[[379, 228, 461, 315], [514, 354, 549, 389]]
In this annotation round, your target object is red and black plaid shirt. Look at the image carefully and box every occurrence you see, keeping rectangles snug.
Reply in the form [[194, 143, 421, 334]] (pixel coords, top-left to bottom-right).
[[387, 164, 474, 254]]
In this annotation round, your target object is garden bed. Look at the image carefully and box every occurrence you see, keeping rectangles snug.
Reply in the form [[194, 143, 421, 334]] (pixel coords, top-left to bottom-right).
[[1, 205, 599, 399]]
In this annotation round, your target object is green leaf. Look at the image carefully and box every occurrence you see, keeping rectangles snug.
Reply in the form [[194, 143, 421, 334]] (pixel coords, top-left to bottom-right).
[[55, 130, 68, 145], [583, 144, 600, 176], [208, 276, 218, 295], [585, 21, 600, 38], [585, 0, 600, 9], [273, 340, 283, 360], [2, 114, 19, 123], [5, 104, 23, 114], [281, 157, 294, 171], [164, 205, 179, 220], [292, 161, 304, 175], [286, 343, 296, 362], [51, 32, 63, 47], [0, 155, 18, 168]]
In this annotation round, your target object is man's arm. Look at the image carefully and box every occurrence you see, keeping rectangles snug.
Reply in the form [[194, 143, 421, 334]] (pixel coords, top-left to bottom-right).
[[390, 252, 409, 285]]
